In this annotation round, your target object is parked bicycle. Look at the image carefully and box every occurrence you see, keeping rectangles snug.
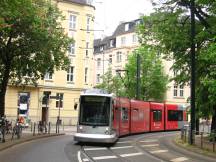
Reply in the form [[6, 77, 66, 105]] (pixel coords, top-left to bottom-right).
[[0, 115, 6, 142], [12, 120, 22, 139]]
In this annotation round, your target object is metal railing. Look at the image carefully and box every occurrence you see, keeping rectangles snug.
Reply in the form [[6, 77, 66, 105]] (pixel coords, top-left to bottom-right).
[[1, 120, 65, 143], [181, 125, 216, 153]]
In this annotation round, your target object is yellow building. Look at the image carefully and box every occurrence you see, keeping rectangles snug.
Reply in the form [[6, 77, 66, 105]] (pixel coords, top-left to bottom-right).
[[5, 0, 95, 125]]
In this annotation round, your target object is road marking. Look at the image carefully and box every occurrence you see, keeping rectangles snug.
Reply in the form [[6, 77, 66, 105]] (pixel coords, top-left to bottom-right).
[[83, 156, 117, 161], [139, 139, 158, 143], [77, 151, 82, 162], [170, 157, 189, 162], [150, 150, 168, 154], [84, 147, 107, 151], [111, 146, 133, 149], [141, 144, 159, 147], [117, 140, 132, 143], [120, 152, 143, 157]]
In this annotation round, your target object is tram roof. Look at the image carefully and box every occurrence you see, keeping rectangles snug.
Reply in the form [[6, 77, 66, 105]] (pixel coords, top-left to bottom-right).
[[81, 89, 114, 97]]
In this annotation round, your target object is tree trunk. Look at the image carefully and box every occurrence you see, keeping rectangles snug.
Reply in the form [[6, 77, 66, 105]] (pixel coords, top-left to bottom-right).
[[0, 63, 11, 117], [211, 105, 216, 133]]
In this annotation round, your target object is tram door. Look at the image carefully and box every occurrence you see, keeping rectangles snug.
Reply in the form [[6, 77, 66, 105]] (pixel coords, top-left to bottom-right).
[[113, 100, 120, 137]]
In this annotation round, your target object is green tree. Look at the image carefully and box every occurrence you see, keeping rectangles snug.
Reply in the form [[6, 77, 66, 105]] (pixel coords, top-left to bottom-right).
[[138, 0, 216, 131], [95, 67, 124, 96], [0, 0, 73, 116], [124, 46, 168, 101]]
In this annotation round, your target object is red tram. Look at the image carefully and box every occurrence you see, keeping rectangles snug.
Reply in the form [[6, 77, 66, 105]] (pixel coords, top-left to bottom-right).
[[74, 89, 187, 143]]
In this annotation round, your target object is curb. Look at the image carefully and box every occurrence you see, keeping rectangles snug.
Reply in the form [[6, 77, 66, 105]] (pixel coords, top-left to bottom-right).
[[0, 133, 65, 152], [173, 136, 216, 159]]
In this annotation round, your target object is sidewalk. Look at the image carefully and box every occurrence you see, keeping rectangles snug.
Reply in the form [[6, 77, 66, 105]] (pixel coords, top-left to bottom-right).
[[0, 125, 77, 151]]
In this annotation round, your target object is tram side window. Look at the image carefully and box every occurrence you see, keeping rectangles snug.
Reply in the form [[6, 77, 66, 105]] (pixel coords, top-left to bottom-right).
[[121, 107, 128, 121], [168, 110, 183, 121], [153, 110, 162, 122]]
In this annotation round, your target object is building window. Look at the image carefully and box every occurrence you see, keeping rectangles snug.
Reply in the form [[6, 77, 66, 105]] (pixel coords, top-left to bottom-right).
[[100, 46, 103, 52], [96, 74, 100, 83], [109, 55, 112, 64], [173, 83, 184, 97], [97, 58, 101, 68], [68, 43, 75, 55], [69, 15, 76, 30], [125, 23, 129, 31], [67, 66, 74, 82], [121, 37, 126, 45], [87, 16, 90, 31], [179, 84, 184, 97], [116, 51, 122, 63], [86, 42, 89, 57], [110, 40, 114, 47], [174, 84, 178, 97], [56, 93, 63, 108], [44, 72, 52, 80], [85, 68, 88, 83], [132, 34, 137, 43]]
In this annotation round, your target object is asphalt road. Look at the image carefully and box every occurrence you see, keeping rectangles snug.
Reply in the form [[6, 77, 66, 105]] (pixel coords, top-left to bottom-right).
[[0, 132, 215, 162]]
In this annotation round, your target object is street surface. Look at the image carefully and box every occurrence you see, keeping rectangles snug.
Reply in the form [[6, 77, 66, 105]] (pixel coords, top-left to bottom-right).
[[0, 131, 215, 162]]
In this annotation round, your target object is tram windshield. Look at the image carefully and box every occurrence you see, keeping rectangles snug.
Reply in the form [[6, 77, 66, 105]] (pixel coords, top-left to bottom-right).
[[79, 96, 111, 126]]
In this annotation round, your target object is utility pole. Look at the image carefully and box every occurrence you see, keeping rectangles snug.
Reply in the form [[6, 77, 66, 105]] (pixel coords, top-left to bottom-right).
[[136, 54, 141, 100], [190, 0, 196, 145]]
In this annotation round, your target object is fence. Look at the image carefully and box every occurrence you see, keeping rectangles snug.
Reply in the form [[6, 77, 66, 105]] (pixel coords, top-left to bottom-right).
[[181, 125, 216, 153], [0, 120, 65, 143]]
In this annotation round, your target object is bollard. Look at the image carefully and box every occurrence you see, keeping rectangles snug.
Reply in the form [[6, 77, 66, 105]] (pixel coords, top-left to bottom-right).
[[33, 122, 36, 136], [213, 132, 215, 152], [48, 122, 51, 134], [2, 126, 5, 143], [56, 122, 57, 134], [181, 128, 184, 141], [63, 121, 64, 131], [201, 132, 203, 149], [31, 122, 33, 132]]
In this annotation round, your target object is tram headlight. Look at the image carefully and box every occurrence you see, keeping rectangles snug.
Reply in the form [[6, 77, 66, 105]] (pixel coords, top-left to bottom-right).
[[104, 127, 110, 134]]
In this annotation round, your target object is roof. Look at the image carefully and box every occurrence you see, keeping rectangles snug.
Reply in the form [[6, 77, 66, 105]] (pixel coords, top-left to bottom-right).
[[94, 19, 141, 49], [62, 0, 95, 9], [112, 19, 141, 36]]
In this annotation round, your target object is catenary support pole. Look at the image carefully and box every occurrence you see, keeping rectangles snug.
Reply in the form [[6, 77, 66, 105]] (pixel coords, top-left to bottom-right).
[[190, 0, 196, 145]]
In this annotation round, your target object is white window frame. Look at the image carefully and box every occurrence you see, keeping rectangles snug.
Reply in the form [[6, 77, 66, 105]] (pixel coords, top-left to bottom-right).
[[68, 43, 75, 55], [121, 37, 126, 45], [125, 23, 129, 31], [67, 66, 74, 82], [132, 34, 137, 43], [69, 15, 76, 30], [116, 52, 122, 63], [179, 84, 184, 97], [85, 67, 88, 84], [173, 84, 178, 97], [96, 74, 100, 83], [97, 58, 101, 68], [87, 16, 90, 32], [44, 72, 52, 80], [86, 42, 89, 57], [56, 93, 63, 108]]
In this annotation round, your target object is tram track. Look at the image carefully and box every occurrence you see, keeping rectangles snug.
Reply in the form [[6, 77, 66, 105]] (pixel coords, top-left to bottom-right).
[[77, 132, 176, 162]]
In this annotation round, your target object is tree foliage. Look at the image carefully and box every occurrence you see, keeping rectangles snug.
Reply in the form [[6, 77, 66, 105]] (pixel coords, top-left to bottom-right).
[[124, 46, 168, 101], [94, 67, 124, 96], [0, 0, 73, 116], [139, 0, 216, 131]]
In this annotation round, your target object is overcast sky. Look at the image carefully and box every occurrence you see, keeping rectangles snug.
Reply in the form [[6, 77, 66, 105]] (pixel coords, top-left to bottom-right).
[[93, 0, 153, 39]]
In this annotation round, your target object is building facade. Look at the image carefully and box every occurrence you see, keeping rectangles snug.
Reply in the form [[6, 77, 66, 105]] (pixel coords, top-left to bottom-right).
[[5, 0, 95, 125], [93, 19, 190, 106]]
